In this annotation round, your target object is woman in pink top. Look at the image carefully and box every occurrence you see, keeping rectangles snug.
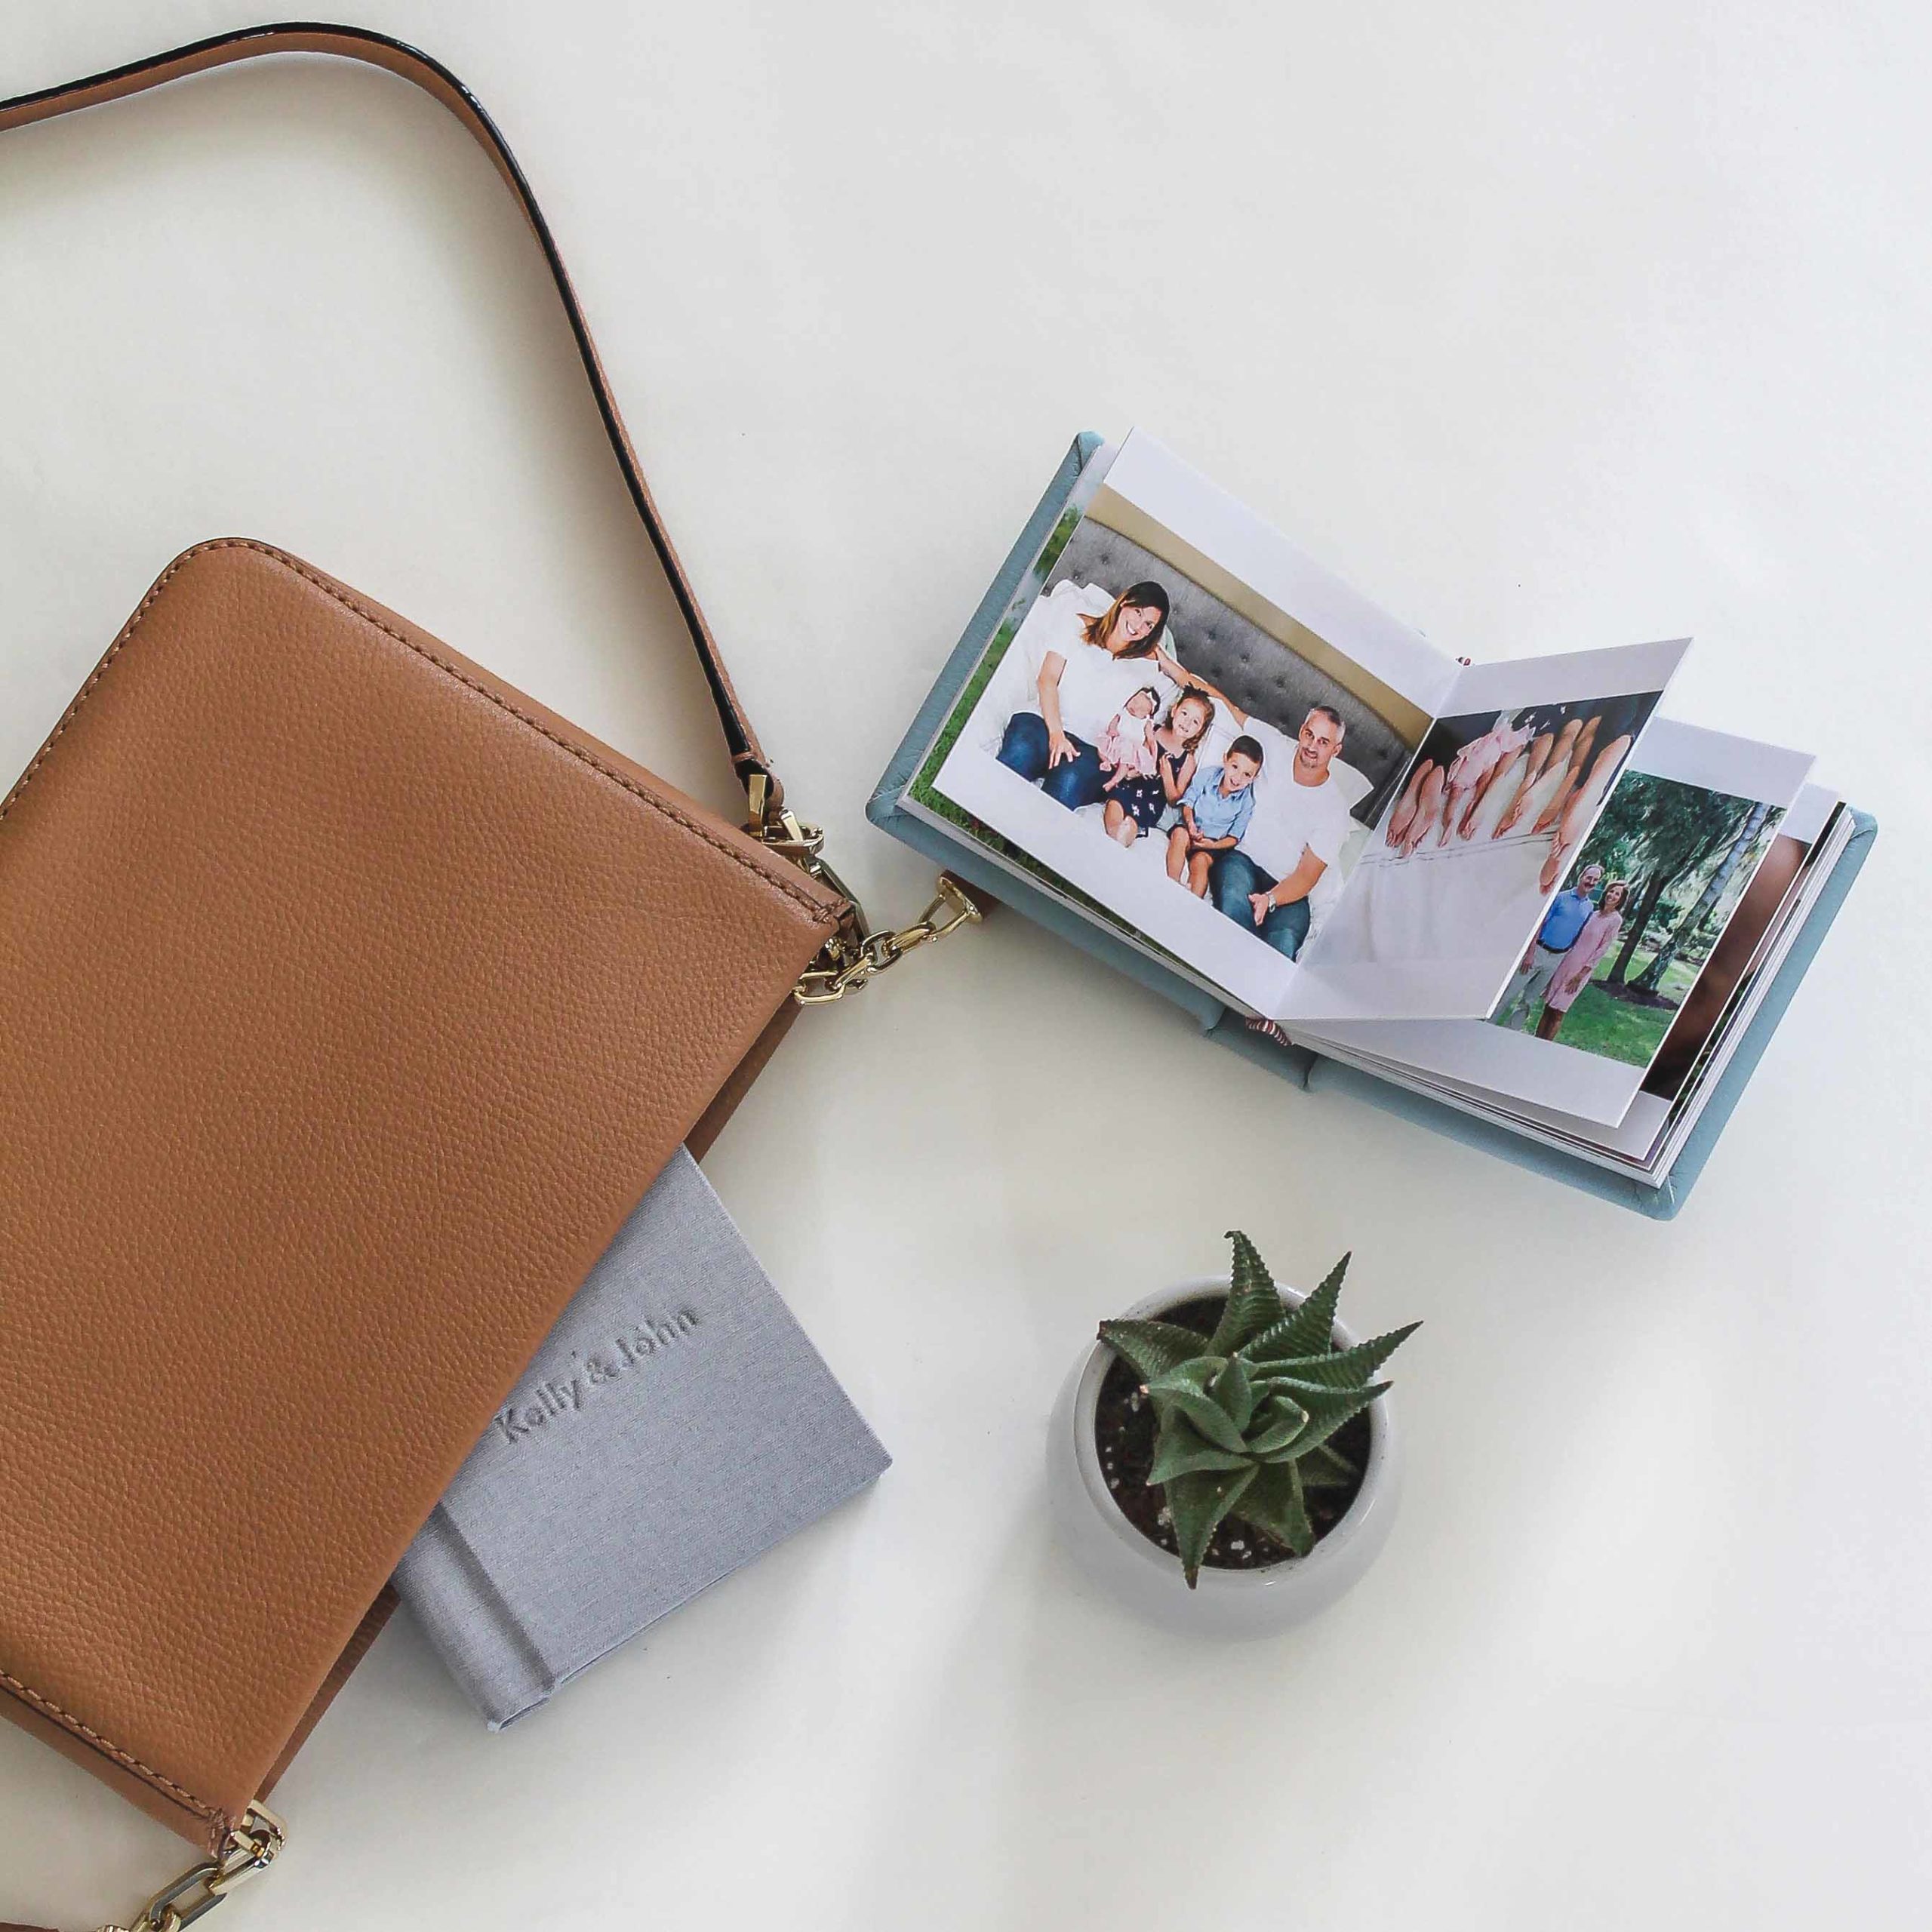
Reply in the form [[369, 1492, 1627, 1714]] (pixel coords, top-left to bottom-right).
[[1441, 710, 1534, 844], [1538, 878, 1630, 1039]]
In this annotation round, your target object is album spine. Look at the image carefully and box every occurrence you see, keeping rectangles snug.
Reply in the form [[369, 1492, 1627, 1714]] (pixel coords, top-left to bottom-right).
[[393, 1506, 552, 1731]]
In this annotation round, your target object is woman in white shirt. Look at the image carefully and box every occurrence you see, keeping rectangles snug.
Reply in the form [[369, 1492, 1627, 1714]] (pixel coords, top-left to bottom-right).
[[995, 580, 1179, 812]]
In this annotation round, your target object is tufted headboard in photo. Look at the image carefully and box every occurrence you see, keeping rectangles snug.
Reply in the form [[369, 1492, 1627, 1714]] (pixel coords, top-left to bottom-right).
[[1044, 520, 1420, 821]]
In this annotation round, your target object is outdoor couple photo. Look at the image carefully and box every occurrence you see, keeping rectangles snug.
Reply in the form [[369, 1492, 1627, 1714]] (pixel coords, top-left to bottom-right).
[[1487, 768, 1787, 1069], [1490, 861, 1630, 1042], [980, 539, 1408, 964]]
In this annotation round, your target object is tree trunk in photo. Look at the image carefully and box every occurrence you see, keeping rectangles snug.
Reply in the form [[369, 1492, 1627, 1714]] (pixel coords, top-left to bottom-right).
[[1632, 803, 1774, 995], [1608, 871, 1668, 984]]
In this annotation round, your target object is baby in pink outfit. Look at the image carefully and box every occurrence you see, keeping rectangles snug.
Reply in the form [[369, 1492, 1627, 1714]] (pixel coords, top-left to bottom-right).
[[1439, 709, 1534, 844], [1098, 687, 1161, 789]]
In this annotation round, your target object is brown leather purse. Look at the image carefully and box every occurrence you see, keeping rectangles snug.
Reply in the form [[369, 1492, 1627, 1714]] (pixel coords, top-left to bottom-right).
[[0, 25, 974, 1932]]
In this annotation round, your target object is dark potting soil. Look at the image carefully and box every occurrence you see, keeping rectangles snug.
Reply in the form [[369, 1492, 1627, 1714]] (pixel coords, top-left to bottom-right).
[[1094, 1294, 1371, 1573]]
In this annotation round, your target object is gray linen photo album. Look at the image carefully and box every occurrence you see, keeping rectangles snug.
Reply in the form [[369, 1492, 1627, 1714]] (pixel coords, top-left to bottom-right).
[[395, 1148, 889, 1729]]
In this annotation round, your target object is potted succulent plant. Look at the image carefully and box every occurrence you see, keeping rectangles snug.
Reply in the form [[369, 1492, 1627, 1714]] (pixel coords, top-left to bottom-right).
[[1046, 1232, 1417, 1637]]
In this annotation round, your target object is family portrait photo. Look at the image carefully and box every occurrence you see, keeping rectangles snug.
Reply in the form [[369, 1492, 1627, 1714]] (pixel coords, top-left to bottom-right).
[[979, 534, 1408, 961], [920, 449, 1435, 1013]]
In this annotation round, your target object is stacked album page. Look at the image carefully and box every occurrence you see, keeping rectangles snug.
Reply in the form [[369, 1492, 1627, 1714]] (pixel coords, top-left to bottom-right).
[[899, 432, 1852, 1188]]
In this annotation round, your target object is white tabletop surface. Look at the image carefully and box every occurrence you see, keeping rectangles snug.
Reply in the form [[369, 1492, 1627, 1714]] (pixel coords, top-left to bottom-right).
[[2, 5, 1924, 1928]]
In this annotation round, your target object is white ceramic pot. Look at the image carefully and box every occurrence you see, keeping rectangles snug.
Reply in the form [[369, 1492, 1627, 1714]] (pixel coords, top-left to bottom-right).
[[1046, 1275, 1401, 1638]]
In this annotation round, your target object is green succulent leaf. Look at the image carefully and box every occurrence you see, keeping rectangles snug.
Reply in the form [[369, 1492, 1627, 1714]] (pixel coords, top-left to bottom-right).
[[1235, 1460, 1315, 1556], [1161, 1355, 1224, 1391], [1300, 1441, 1359, 1488], [1208, 1353, 1257, 1434], [1245, 1321, 1419, 1387], [1251, 1372, 1378, 1406], [1146, 1390, 1248, 1457], [1208, 1230, 1285, 1355], [1263, 1380, 1389, 1460], [1165, 1465, 1259, 1587], [1148, 1415, 1252, 1483], [1144, 1364, 1248, 1454], [1243, 1392, 1311, 1457], [1098, 1318, 1215, 1385], [1239, 1251, 1350, 1363]]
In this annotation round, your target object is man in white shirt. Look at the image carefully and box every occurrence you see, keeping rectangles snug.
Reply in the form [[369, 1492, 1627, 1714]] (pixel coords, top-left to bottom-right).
[[1208, 705, 1355, 960]]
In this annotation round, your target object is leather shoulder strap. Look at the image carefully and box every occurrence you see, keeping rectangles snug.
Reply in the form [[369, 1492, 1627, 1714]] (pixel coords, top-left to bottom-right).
[[0, 20, 781, 810]]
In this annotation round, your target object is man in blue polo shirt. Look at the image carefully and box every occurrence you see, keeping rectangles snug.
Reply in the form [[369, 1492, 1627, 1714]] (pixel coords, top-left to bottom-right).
[[1492, 863, 1604, 1032]]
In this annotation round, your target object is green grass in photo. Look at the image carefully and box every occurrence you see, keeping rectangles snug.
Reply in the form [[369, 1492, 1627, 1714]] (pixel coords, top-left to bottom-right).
[[1540, 951, 1701, 1066], [909, 503, 1084, 811], [901, 503, 1158, 940]]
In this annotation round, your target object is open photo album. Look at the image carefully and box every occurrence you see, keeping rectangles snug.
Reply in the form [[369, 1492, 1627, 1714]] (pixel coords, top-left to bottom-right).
[[879, 432, 1869, 1203]]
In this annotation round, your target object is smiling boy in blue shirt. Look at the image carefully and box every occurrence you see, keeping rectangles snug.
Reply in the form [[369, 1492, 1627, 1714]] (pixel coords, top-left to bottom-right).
[[1168, 736, 1263, 897]]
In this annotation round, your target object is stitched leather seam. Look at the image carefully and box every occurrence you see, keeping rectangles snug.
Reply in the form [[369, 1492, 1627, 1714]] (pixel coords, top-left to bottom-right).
[[0, 545, 196, 829], [0, 540, 841, 929], [234, 541, 836, 918], [0, 1666, 223, 1826]]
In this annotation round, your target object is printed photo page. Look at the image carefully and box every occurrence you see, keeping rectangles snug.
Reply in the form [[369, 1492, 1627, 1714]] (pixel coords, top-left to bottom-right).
[[1606, 784, 1847, 1171], [1408, 788, 1848, 1180], [919, 431, 1458, 1019], [1280, 638, 1691, 1023], [1307, 783, 1847, 1174], [914, 429, 1692, 1032], [1294, 721, 1815, 1122]]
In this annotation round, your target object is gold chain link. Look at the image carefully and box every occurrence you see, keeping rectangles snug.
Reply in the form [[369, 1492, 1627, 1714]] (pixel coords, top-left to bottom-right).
[[97, 1804, 285, 1932], [792, 872, 981, 1003], [746, 776, 982, 1002]]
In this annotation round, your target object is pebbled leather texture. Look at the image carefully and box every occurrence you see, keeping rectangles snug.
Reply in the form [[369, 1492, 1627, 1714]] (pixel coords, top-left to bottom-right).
[[0, 540, 842, 1851]]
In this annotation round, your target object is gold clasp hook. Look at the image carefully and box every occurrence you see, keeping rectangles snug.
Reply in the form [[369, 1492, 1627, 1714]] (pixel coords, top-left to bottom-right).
[[103, 1804, 285, 1932], [792, 873, 981, 1003], [745, 774, 982, 1003]]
